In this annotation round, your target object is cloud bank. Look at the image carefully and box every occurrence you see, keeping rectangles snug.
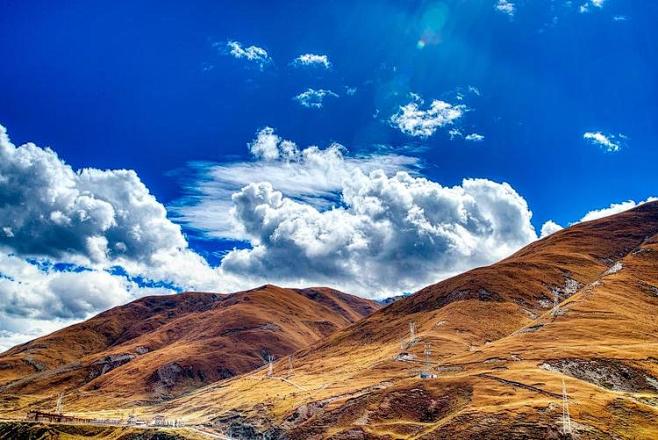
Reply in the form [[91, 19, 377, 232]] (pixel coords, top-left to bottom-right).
[[0, 124, 222, 350], [176, 127, 539, 297], [219, 174, 537, 296]]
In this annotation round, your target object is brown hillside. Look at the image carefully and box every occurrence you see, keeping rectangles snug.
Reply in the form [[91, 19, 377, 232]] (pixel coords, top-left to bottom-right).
[[156, 201, 658, 439], [0, 286, 379, 414]]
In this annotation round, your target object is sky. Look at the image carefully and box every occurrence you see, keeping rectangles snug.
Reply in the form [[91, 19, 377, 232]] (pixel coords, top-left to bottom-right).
[[0, 0, 657, 350]]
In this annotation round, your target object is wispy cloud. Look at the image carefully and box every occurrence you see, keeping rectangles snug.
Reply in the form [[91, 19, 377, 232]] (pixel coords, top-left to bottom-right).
[[224, 40, 272, 69], [292, 53, 331, 69], [294, 88, 339, 108], [465, 133, 485, 142], [579, 0, 606, 13], [495, 0, 515, 17], [390, 94, 465, 137], [172, 127, 420, 240], [583, 131, 625, 152]]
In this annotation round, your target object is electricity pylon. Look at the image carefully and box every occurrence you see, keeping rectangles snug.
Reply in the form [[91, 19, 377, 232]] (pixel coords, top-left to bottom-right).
[[409, 321, 416, 344], [562, 379, 573, 436], [55, 393, 63, 415]]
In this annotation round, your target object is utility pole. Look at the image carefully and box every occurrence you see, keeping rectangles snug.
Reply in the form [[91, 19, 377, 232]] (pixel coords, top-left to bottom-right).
[[562, 379, 573, 436], [409, 321, 416, 344]]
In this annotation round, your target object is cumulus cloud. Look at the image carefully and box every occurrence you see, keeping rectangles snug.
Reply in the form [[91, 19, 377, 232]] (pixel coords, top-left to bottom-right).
[[218, 174, 537, 296], [224, 40, 272, 69], [540, 220, 563, 238], [0, 125, 219, 289], [390, 94, 465, 137], [495, 0, 515, 17], [583, 131, 625, 152], [0, 123, 224, 349], [0, 255, 130, 321], [172, 127, 420, 239], [174, 128, 538, 297], [0, 250, 174, 352], [292, 53, 331, 69], [294, 88, 339, 108]]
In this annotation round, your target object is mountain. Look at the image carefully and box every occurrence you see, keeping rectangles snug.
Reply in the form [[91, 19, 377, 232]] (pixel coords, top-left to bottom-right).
[[0, 285, 379, 415], [158, 201, 658, 439]]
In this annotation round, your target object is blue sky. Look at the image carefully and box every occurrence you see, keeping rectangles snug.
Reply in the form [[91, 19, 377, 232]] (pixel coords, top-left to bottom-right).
[[0, 0, 657, 349]]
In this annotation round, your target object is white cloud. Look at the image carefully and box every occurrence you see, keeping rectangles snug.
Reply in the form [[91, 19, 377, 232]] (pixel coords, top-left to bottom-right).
[[496, 0, 516, 17], [540, 197, 657, 239], [579, 197, 657, 223], [579, 0, 606, 13], [449, 128, 463, 140], [294, 88, 339, 108], [0, 321, 68, 354], [292, 53, 331, 69], [0, 123, 224, 349], [224, 40, 272, 69], [465, 133, 485, 142], [540, 220, 563, 238], [583, 131, 625, 152], [0, 248, 180, 351], [175, 128, 538, 297], [0, 124, 220, 290], [390, 94, 465, 137], [218, 174, 537, 297], [172, 127, 420, 240]]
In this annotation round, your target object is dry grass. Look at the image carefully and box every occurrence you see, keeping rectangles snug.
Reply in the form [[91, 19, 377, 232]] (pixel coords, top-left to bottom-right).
[[156, 201, 658, 439], [3, 202, 658, 439], [0, 287, 379, 417]]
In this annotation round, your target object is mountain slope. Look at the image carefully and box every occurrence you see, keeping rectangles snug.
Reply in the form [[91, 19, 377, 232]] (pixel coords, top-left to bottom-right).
[[0, 286, 379, 414], [161, 201, 658, 439]]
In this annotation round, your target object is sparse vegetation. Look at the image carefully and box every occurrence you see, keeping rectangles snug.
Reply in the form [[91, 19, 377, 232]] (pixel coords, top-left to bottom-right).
[[3, 202, 658, 439]]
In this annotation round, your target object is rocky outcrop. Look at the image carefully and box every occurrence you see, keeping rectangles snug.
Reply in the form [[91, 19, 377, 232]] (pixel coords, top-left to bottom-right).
[[540, 358, 658, 393]]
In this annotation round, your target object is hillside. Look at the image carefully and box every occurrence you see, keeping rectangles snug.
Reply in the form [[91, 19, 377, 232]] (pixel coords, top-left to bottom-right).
[[0, 286, 379, 415], [158, 201, 658, 439]]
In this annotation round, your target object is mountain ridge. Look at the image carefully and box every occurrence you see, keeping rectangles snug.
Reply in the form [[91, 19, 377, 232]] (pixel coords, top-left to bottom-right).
[[0, 285, 379, 413], [157, 201, 658, 439]]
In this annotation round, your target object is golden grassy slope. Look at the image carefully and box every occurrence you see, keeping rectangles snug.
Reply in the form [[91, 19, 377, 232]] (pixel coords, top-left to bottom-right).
[[0, 286, 379, 416], [0, 421, 209, 440], [157, 201, 658, 439]]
